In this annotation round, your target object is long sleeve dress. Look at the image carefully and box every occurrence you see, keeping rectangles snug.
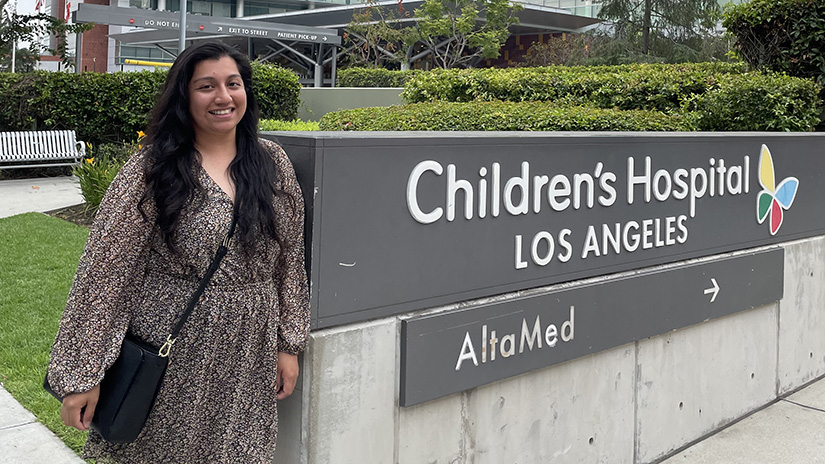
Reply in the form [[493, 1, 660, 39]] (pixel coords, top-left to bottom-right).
[[47, 138, 310, 464]]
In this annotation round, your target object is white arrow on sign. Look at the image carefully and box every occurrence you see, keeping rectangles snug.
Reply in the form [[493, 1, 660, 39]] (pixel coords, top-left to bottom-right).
[[704, 278, 720, 303], [323, 36, 327, 41]]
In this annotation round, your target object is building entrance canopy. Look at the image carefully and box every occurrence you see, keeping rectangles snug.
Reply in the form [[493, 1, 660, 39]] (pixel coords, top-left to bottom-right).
[[73, 1, 597, 85], [74, 4, 341, 45]]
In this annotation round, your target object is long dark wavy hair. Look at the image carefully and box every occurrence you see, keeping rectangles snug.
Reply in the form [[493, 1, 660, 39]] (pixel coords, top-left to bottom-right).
[[139, 41, 290, 252]]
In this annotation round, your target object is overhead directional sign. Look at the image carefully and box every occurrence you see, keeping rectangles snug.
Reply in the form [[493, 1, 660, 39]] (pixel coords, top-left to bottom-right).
[[74, 4, 341, 45], [400, 248, 784, 406]]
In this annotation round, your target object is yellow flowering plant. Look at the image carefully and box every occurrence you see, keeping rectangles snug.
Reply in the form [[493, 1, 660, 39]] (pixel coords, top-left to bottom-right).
[[72, 131, 145, 211]]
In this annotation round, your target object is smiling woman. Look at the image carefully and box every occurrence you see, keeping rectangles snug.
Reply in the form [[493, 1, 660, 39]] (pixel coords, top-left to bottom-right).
[[46, 42, 310, 463], [189, 55, 248, 201]]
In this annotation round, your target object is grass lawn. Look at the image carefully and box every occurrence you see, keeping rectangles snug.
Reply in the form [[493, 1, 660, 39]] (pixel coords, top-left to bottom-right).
[[0, 212, 90, 454]]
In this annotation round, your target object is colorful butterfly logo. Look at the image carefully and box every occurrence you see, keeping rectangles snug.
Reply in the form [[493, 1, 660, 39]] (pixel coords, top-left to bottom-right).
[[756, 144, 799, 235]]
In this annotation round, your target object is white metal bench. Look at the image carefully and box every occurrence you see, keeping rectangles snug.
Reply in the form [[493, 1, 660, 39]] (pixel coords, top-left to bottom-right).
[[0, 130, 86, 169]]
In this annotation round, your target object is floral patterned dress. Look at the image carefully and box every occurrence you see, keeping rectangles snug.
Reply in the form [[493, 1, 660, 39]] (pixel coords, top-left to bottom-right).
[[47, 139, 310, 463]]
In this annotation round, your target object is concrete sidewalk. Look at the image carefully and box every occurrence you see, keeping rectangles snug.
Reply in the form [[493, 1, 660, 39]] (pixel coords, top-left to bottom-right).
[[0, 176, 83, 218], [662, 377, 825, 464], [0, 388, 84, 464], [1, 175, 824, 463], [0, 176, 85, 463]]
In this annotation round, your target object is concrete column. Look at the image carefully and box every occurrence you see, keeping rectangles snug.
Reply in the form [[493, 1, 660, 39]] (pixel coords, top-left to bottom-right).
[[302, 319, 398, 463], [236, 0, 243, 17], [75, 32, 82, 74], [635, 304, 779, 463], [330, 47, 336, 86], [778, 237, 825, 394], [314, 43, 323, 87]]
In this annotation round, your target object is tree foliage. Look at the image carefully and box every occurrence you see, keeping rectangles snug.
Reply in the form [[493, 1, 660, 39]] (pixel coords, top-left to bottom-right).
[[596, 0, 722, 57], [344, 0, 417, 68], [723, 0, 825, 86], [411, 0, 521, 68], [0, 0, 92, 70], [343, 0, 522, 69], [0, 45, 37, 72], [522, 34, 593, 66]]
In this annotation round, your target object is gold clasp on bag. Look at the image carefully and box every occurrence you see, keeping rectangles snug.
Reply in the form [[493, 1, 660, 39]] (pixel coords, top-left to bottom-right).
[[158, 335, 176, 358]]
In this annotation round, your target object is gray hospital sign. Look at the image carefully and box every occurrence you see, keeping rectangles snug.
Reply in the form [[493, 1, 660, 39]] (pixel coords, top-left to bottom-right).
[[270, 132, 825, 328], [267, 132, 825, 405]]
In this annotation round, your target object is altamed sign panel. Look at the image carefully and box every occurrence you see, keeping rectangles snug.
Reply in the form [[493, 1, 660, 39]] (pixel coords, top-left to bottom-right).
[[400, 248, 784, 405], [269, 132, 825, 329]]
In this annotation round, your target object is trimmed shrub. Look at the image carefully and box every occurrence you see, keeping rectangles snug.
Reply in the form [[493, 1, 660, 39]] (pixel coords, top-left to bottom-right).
[[260, 119, 320, 131], [0, 63, 300, 145], [319, 101, 692, 131], [250, 62, 301, 121], [337, 67, 422, 87], [685, 72, 822, 131], [399, 63, 820, 131], [2, 71, 166, 145], [401, 62, 749, 112]]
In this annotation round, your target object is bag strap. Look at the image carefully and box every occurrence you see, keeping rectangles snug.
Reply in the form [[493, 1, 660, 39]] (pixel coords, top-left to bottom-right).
[[158, 214, 237, 357]]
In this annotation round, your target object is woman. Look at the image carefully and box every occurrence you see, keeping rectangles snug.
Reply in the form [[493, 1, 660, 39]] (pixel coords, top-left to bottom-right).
[[47, 41, 309, 463]]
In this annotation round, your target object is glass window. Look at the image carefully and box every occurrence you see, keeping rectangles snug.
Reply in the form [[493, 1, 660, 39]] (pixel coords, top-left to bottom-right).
[[166, 0, 236, 16], [212, 1, 232, 16], [129, 0, 158, 9], [119, 45, 177, 63], [191, 1, 210, 14], [244, 0, 302, 16]]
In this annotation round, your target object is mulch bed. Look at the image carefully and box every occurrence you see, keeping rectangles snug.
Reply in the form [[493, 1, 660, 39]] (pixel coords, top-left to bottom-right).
[[46, 204, 96, 228], [0, 166, 73, 180]]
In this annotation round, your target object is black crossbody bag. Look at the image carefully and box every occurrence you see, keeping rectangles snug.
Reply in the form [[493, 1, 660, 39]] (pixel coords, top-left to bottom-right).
[[44, 216, 236, 443]]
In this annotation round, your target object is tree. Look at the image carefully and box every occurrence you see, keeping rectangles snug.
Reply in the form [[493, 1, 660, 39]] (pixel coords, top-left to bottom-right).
[[412, 0, 522, 68], [522, 34, 591, 67], [723, 0, 825, 85], [0, 45, 37, 71], [343, 0, 522, 70], [344, 0, 418, 69], [0, 0, 92, 70], [596, 0, 721, 56]]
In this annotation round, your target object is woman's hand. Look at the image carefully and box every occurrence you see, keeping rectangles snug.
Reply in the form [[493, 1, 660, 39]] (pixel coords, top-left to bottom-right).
[[276, 352, 299, 400], [61, 384, 100, 431]]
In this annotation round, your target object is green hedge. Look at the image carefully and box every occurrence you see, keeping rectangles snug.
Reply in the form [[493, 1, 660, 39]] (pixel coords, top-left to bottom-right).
[[397, 63, 820, 131], [337, 67, 422, 87], [401, 62, 750, 112], [319, 101, 692, 131], [0, 70, 166, 145], [686, 72, 822, 131], [259, 119, 320, 131], [249, 63, 301, 123], [0, 62, 300, 145]]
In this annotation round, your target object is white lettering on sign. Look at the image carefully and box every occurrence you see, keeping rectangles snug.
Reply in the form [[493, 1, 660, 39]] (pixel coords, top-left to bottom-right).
[[406, 155, 751, 269], [144, 19, 179, 28], [275, 32, 318, 40], [455, 306, 575, 371], [228, 27, 269, 36], [627, 156, 750, 218], [514, 229, 573, 269]]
